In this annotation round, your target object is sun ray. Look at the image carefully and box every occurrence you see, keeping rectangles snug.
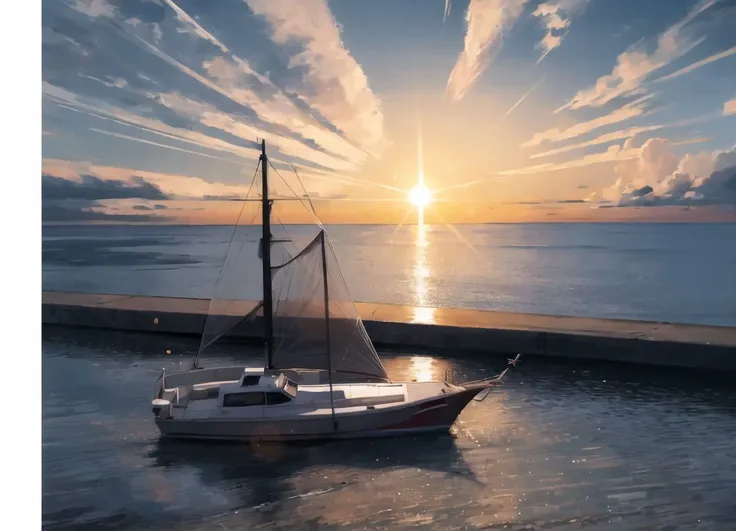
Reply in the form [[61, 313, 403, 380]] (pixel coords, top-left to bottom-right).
[[391, 208, 415, 238], [426, 204, 478, 255], [408, 119, 434, 217]]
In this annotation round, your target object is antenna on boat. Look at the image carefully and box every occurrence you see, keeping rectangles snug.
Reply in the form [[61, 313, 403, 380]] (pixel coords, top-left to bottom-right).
[[260, 139, 275, 370]]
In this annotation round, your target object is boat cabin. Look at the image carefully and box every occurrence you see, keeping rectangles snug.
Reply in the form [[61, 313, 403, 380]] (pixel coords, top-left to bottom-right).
[[220, 368, 299, 407], [152, 367, 299, 417]]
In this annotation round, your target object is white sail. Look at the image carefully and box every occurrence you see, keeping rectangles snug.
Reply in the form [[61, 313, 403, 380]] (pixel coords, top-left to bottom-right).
[[195, 149, 387, 382], [271, 230, 388, 381]]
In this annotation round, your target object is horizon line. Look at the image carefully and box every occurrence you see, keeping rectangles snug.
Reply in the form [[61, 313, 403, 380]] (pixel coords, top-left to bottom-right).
[[42, 220, 736, 228]]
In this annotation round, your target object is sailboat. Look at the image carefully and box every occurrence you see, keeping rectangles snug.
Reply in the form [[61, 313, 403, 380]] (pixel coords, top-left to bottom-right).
[[151, 140, 520, 442]]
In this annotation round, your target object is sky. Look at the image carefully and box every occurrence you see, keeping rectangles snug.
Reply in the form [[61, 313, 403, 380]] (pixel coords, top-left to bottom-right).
[[41, 0, 736, 224]]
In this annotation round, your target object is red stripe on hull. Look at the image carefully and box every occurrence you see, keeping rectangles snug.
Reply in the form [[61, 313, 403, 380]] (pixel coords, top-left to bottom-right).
[[382, 387, 485, 430]]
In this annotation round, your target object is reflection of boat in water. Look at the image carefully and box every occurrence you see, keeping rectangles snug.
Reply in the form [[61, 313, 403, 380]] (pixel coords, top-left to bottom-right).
[[151, 141, 521, 442], [149, 433, 480, 482], [148, 434, 483, 523]]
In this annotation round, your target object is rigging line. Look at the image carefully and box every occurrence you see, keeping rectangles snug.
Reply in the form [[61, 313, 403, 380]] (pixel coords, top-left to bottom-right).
[[195, 160, 261, 358], [270, 163, 384, 376], [323, 234, 385, 373], [271, 212, 297, 261], [275, 162, 377, 358], [290, 164, 319, 221], [201, 301, 265, 354], [269, 160, 318, 219], [268, 161, 324, 230]]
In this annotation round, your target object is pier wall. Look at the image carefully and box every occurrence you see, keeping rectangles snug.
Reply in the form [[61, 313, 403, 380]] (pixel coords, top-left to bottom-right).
[[42, 291, 736, 371]]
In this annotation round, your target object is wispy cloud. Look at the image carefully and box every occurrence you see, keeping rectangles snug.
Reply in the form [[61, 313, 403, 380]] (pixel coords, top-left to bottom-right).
[[446, 0, 530, 102], [200, 56, 370, 166], [245, 0, 386, 156], [71, 0, 115, 19], [55, 0, 382, 175], [522, 93, 655, 147], [653, 45, 736, 83], [89, 127, 242, 163], [529, 113, 718, 158], [529, 125, 664, 158], [499, 144, 641, 175], [42, 158, 254, 201], [671, 137, 711, 147], [443, 0, 452, 24], [532, 0, 590, 63], [557, 0, 718, 112], [43, 173, 168, 201], [43, 81, 260, 163], [162, 0, 230, 54], [504, 76, 544, 117], [725, 96, 736, 116]]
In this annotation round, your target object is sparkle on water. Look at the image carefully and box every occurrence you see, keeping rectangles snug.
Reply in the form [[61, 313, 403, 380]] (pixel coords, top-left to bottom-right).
[[42, 328, 736, 531]]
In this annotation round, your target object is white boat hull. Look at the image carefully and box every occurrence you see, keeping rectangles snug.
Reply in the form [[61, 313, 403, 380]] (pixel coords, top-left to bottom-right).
[[154, 385, 485, 442]]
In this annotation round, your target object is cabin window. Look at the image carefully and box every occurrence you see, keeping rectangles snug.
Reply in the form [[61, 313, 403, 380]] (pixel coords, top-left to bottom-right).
[[266, 392, 291, 405], [223, 392, 265, 407], [241, 375, 261, 387], [284, 379, 298, 398]]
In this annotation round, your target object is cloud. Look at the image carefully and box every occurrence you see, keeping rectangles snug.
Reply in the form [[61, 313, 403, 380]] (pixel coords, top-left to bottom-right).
[[528, 112, 718, 159], [446, 0, 530, 102], [42, 202, 169, 223], [509, 198, 585, 205], [595, 138, 736, 207], [42, 168, 172, 223], [154, 91, 360, 172], [653, 45, 736, 83], [89, 127, 241, 163], [200, 57, 370, 166], [530, 124, 664, 158], [71, 0, 116, 19], [245, 0, 386, 156], [132, 203, 168, 211], [46, 0, 383, 184], [42, 158, 254, 201], [162, 0, 230, 54], [531, 0, 590, 63], [44, 80, 360, 176], [42, 81, 262, 165], [444, 0, 453, 23], [522, 93, 655, 148], [42, 173, 168, 201], [725, 97, 736, 116], [499, 143, 641, 175], [557, 0, 718, 111], [671, 136, 712, 147]]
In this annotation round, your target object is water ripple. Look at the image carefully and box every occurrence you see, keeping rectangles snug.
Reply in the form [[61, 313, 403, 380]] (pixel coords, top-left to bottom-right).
[[43, 327, 736, 530]]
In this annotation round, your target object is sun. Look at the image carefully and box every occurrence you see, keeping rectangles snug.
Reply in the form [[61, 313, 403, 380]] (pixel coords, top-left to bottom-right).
[[408, 183, 432, 208]]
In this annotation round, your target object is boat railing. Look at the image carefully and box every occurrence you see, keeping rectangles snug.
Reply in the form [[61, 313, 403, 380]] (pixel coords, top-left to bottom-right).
[[154, 368, 165, 400]]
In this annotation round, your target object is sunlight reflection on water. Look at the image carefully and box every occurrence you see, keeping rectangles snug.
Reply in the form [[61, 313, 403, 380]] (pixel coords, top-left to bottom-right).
[[42, 328, 736, 530]]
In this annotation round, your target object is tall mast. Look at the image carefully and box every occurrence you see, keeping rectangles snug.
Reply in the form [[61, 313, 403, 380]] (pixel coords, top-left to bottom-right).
[[260, 139, 274, 369]]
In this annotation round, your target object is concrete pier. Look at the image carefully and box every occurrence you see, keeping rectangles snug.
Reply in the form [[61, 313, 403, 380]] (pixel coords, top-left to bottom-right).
[[42, 290, 736, 371]]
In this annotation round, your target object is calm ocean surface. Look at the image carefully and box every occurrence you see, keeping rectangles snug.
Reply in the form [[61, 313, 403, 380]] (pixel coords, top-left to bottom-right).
[[42, 223, 736, 326], [42, 327, 736, 530]]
